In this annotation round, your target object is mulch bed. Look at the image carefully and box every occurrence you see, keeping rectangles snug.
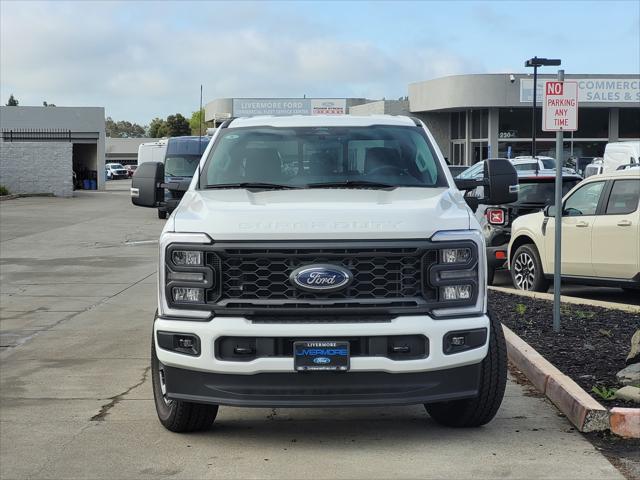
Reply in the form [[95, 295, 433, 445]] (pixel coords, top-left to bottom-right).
[[489, 290, 640, 408]]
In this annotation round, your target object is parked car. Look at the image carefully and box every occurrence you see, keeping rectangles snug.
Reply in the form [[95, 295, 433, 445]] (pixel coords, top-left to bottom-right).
[[105, 163, 128, 180], [468, 169, 582, 284], [130, 114, 518, 432], [508, 168, 640, 292], [455, 158, 508, 180], [512, 156, 557, 172], [125, 165, 137, 177], [447, 164, 468, 177]]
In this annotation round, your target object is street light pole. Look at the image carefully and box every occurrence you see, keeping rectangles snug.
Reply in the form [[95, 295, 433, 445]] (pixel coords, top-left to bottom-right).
[[532, 64, 538, 158], [525, 57, 561, 157]]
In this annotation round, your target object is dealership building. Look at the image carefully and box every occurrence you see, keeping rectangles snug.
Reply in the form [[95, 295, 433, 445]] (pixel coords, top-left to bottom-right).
[[408, 73, 640, 165], [204, 74, 639, 167], [204, 97, 372, 124]]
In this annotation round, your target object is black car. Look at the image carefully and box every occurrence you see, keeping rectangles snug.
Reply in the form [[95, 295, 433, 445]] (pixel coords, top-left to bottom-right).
[[470, 169, 582, 284]]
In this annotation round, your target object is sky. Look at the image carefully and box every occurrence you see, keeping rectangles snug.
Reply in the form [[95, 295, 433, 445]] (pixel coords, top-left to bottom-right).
[[1, 0, 639, 125]]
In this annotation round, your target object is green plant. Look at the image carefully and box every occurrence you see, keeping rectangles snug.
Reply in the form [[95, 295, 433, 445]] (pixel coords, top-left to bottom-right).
[[515, 303, 527, 316], [598, 329, 612, 338], [574, 309, 596, 320], [0, 185, 9, 196], [591, 385, 617, 401]]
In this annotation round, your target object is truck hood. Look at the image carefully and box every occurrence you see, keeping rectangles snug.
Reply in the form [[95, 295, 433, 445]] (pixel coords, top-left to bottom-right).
[[169, 187, 471, 240]]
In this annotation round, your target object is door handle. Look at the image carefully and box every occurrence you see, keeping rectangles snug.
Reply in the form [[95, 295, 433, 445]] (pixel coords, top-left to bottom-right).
[[576, 221, 589, 227], [617, 220, 632, 227]]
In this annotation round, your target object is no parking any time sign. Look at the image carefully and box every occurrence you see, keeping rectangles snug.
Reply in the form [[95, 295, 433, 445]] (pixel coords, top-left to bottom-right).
[[543, 81, 578, 131]]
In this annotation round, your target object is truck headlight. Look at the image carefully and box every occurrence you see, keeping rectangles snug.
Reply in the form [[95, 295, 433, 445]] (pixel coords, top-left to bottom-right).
[[172, 287, 204, 303], [158, 232, 219, 317], [430, 231, 486, 318], [440, 284, 473, 301], [441, 248, 471, 264], [172, 250, 203, 266]]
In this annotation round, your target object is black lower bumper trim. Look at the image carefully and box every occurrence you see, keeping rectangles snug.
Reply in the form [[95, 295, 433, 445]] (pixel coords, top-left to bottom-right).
[[164, 363, 482, 407]]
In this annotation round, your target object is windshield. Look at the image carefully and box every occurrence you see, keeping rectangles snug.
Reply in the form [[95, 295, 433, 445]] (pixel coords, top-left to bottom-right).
[[165, 155, 201, 178], [109, 164, 125, 170], [456, 162, 484, 179], [201, 126, 446, 189], [512, 179, 580, 205], [541, 159, 556, 169]]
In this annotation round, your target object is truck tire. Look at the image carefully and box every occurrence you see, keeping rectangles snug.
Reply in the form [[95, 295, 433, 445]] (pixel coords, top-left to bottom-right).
[[511, 244, 549, 292], [151, 342, 218, 432], [157, 209, 167, 220], [424, 311, 507, 428]]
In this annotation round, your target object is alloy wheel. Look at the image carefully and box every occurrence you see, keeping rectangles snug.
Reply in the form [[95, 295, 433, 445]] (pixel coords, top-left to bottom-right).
[[513, 252, 536, 290]]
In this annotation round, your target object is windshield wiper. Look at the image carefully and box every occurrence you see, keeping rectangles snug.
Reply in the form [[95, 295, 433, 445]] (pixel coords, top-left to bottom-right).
[[205, 182, 302, 190], [305, 180, 397, 189]]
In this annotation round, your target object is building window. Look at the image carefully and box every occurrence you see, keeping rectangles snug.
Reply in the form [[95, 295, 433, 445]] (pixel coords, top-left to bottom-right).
[[471, 109, 488, 139], [451, 142, 465, 165], [451, 112, 466, 140], [575, 108, 609, 138], [619, 108, 640, 138]]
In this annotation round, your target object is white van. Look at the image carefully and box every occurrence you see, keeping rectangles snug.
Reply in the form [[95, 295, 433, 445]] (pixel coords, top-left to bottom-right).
[[602, 141, 640, 173], [137, 139, 168, 165]]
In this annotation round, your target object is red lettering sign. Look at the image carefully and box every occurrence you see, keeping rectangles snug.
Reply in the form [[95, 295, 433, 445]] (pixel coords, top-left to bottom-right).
[[546, 82, 564, 95]]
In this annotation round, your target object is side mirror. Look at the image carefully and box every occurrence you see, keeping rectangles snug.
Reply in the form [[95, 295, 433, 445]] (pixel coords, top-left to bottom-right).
[[131, 162, 164, 208], [543, 205, 556, 217], [484, 159, 518, 205]]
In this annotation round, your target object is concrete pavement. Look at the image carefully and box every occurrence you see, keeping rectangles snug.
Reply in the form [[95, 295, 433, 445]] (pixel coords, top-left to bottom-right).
[[0, 180, 624, 479]]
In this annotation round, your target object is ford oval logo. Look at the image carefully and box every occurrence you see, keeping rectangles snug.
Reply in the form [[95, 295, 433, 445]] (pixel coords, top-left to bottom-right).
[[313, 357, 331, 364], [290, 264, 353, 292]]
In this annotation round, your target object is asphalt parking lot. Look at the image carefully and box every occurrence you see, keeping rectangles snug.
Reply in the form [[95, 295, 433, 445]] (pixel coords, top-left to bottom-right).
[[0, 180, 625, 479]]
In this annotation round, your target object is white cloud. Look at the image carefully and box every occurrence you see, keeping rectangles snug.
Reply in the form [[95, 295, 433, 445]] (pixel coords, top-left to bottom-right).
[[0, 1, 483, 123]]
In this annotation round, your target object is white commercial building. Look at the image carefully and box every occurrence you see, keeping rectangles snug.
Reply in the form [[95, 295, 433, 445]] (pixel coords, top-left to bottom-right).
[[0, 106, 106, 196]]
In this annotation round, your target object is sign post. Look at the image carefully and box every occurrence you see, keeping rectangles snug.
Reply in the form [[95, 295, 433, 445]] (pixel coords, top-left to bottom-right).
[[542, 71, 578, 332]]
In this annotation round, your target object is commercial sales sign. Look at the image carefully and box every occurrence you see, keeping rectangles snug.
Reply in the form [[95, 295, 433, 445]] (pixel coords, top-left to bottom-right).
[[543, 81, 578, 132]]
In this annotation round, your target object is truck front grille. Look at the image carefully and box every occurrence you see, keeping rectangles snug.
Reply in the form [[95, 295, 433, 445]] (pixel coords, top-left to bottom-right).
[[204, 241, 438, 312]]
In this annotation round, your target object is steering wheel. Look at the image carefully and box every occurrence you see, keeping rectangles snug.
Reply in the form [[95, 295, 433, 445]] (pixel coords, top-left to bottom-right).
[[367, 165, 402, 177]]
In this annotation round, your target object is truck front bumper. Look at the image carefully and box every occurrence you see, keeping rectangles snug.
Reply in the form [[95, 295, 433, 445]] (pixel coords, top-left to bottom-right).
[[154, 313, 489, 407]]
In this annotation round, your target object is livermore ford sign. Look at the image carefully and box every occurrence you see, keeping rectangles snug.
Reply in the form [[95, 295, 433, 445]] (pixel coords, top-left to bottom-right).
[[232, 98, 347, 116], [520, 78, 640, 103]]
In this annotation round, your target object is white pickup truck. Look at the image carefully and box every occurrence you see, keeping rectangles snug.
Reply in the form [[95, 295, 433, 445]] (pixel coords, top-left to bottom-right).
[[131, 115, 518, 432]]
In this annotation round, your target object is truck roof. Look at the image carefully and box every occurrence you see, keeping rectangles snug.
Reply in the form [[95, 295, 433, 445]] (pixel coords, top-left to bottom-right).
[[228, 115, 418, 128]]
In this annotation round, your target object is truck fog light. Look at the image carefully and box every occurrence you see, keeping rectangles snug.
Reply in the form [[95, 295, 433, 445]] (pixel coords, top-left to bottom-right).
[[168, 271, 205, 282], [172, 287, 204, 302], [441, 248, 471, 264], [440, 284, 472, 301], [172, 250, 203, 266]]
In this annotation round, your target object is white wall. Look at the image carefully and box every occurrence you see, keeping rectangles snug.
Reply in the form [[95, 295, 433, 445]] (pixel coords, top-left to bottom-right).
[[0, 141, 73, 197]]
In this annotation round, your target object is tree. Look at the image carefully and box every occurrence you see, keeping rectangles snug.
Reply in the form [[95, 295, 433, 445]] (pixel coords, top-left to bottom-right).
[[105, 116, 147, 138], [165, 113, 191, 137], [189, 109, 214, 135], [6, 94, 18, 106], [43, 101, 56, 107], [148, 117, 168, 138]]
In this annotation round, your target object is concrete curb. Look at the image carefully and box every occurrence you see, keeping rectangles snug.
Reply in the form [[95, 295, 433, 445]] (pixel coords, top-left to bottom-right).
[[502, 325, 639, 437], [490, 285, 640, 314]]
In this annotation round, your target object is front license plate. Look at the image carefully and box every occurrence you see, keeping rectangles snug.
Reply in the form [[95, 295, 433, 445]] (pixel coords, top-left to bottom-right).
[[294, 341, 350, 372]]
